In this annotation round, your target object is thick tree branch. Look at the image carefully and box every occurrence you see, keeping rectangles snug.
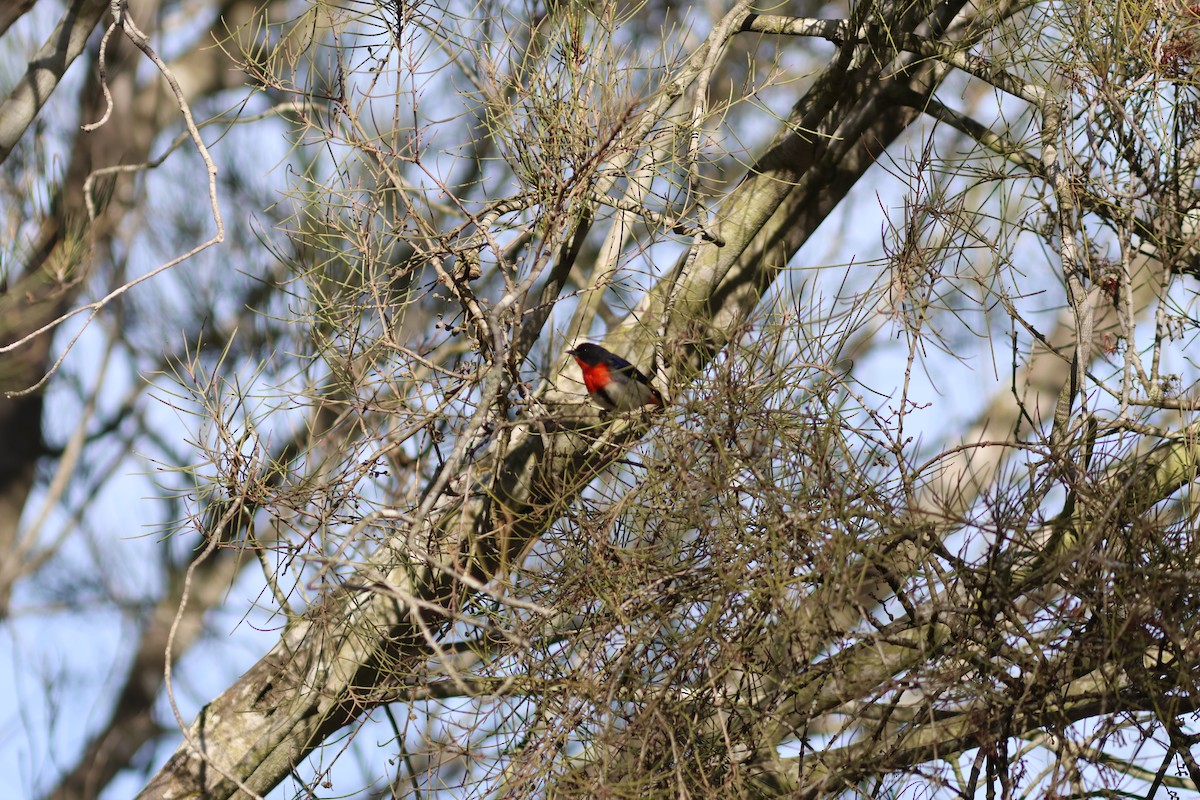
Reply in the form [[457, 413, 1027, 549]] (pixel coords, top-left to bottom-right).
[[0, 0, 110, 166]]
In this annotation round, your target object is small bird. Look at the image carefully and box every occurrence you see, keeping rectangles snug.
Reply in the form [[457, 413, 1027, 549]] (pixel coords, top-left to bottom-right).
[[568, 342, 663, 412]]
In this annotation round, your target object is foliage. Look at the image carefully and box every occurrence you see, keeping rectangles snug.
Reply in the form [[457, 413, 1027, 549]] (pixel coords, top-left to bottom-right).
[[3, 0, 1200, 798]]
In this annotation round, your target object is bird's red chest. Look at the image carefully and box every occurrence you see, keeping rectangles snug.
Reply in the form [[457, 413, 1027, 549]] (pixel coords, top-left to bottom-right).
[[576, 359, 611, 394]]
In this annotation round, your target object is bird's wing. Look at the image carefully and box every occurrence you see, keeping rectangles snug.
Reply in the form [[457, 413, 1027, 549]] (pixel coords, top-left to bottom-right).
[[612, 358, 655, 388]]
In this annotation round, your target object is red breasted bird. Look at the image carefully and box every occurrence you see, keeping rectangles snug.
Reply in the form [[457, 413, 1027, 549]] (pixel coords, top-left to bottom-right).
[[568, 343, 663, 412]]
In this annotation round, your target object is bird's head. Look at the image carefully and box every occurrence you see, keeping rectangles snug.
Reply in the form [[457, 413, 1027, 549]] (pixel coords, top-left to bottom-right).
[[567, 342, 606, 365]]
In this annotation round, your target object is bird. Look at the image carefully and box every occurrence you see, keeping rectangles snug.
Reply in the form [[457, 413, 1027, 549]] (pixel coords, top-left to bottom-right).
[[568, 342, 664, 412]]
